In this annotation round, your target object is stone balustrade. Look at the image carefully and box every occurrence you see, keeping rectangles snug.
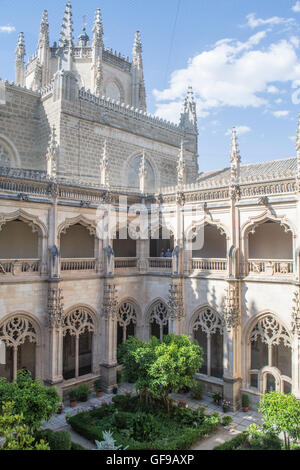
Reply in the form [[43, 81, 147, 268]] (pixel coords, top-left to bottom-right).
[[247, 259, 294, 276], [114, 258, 138, 270], [148, 257, 172, 271], [0, 259, 40, 275], [191, 258, 227, 272], [60, 258, 96, 272]]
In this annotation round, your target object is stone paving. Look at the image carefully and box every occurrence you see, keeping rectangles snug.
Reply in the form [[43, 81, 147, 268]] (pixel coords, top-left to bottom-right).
[[43, 384, 262, 450]]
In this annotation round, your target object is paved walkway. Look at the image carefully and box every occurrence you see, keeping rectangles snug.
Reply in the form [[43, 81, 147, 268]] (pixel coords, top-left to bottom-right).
[[43, 384, 261, 450]]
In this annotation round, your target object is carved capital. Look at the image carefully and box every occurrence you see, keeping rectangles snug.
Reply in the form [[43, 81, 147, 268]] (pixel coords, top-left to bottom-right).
[[168, 279, 184, 320], [48, 286, 64, 328], [224, 282, 240, 331], [292, 290, 300, 338], [102, 281, 118, 319]]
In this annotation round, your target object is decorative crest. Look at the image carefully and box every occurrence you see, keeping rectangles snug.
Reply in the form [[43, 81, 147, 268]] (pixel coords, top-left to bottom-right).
[[179, 86, 197, 132]]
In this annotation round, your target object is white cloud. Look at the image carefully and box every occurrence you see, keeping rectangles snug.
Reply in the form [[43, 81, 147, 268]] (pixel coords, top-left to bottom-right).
[[225, 126, 251, 136], [0, 26, 15, 33], [153, 30, 300, 122], [272, 110, 290, 118], [289, 135, 296, 141], [245, 13, 294, 29], [292, 1, 300, 13]]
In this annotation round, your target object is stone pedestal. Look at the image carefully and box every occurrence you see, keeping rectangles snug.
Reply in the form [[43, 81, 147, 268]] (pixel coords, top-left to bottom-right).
[[223, 376, 242, 411], [100, 363, 118, 393]]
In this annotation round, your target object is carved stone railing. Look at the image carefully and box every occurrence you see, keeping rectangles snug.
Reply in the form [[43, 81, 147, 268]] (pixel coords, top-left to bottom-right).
[[60, 258, 96, 272], [246, 259, 294, 277], [148, 257, 172, 271], [114, 258, 138, 270], [191, 258, 227, 273], [0, 259, 40, 276]]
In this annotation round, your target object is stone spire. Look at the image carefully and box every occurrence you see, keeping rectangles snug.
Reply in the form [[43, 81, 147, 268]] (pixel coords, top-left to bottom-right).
[[177, 140, 186, 188], [15, 32, 26, 86], [92, 9, 104, 95], [131, 31, 146, 111], [139, 150, 147, 193], [180, 87, 197, 133], [230, 127, 241, 185], [100, 139, 109, 187], [46, 125, 59, 179], [59, 1, 74, 49], [92, 8, 104, 51], [38, 10, 49, 50]]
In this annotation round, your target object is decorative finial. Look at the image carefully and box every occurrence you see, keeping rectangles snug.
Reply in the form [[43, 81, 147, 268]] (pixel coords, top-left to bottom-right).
[[59, 1, 74, 49], [229, 127, 241, 197], [139, 150, 147, 193], [38, 9, 49, 46], [46, 125, 58, 179], [230, 127, 240, 164], [179, 86, 197, 132], [92, 8, 104, 49], [177, 140, 186, 188], [15, 32, 26, 60], [100, 139, 109, 187], [133, 31, 142, 60]]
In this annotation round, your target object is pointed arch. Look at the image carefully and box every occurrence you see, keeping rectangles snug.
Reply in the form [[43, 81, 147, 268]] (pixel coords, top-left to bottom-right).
[[58, 215, 96, 237], [122, 150, 160, 190], [0, 134, 21, 168], [0, 209, 47, 237]]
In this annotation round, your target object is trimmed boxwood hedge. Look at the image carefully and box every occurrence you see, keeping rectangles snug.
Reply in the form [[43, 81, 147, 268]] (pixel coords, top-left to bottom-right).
[[68, 396, 219, 450], [35, 428, 86, 451], [214, 431, 282, 451]]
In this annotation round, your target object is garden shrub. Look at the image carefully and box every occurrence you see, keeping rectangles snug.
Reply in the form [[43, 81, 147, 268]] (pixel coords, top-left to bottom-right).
[[71, 441, 86, 450], [113, 410, 133, 428], [35, 429, 72, 450]]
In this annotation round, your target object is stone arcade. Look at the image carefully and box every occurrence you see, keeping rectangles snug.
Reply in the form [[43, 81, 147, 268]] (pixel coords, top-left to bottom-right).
[[0, 2, 299, 410]]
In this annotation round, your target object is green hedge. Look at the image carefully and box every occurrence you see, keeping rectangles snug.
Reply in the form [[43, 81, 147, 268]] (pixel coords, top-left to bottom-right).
[[68, 397, 219, 450], [35, 428, 86, 451], [214, 431, 282, 451]]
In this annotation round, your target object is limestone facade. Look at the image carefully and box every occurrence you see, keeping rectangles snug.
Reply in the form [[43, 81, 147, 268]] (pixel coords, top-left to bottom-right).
[[0, 3, 299, 410]]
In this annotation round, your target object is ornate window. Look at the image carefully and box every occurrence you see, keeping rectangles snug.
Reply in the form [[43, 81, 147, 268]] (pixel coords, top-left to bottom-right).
[[127, 155, 155, 192], [192, 307, 224, 379], [248, 314, 292, 393], [62, 307, 95, 380], [149, 301, 169, 341], [0, 315, 38, 381], [117, 302, 137, 347]]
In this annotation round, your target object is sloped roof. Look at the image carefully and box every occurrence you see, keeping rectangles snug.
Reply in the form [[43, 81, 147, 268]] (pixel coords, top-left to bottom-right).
[[196, 157, 297, 188]]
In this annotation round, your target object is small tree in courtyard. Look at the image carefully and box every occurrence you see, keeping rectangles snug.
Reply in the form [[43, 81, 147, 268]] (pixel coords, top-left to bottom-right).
[[0, 370, 60, 431], [259, 391, 300, 450], [0, 402, 49, 450], [121, 334, 203, 411]]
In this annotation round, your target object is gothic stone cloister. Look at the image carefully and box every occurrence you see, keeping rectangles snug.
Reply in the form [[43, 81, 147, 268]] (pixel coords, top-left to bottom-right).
[[0, 2, 300, 411]]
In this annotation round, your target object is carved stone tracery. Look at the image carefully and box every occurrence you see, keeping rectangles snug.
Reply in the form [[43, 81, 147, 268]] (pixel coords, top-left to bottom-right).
[[249, 315, 291, 348], [224, 283, 240, 331], [192, 307, 223, 336], [149, 301, 169, 328], [62, 307, 95, 337], [0, 316, 37, 348]]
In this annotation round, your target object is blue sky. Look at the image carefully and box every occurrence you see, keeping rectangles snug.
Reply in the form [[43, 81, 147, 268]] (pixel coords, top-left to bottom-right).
[[1, 0, 300, 172]]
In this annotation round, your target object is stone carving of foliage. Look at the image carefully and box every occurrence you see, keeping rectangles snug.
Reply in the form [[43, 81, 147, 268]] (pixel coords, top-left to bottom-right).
[[0, 316, 37, 348], [150, 302, 169, 328], [192, 308, 224, 336], [117, 303, 137, 328], [0, 144, 11, 167], [62, 307, 95, 338], [249, 315, 291, 348]]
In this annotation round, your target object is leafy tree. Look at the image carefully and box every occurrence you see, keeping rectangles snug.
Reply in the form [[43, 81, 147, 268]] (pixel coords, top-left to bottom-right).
[[0, 402, 49, 450], [0, 370, 60, 431], [122, 334, 203, 410], [259, 391, 300, 450]]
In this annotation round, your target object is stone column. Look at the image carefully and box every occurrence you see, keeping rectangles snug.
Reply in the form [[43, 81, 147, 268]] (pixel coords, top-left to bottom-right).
[[46, 282, 64, 385], [100, 279, 118, 392], [292, 290, 300, 399], [223, 281, 242, 410]]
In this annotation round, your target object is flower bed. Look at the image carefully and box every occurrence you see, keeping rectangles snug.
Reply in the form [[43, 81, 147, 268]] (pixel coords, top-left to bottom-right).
[[67, 394, 220, 450]]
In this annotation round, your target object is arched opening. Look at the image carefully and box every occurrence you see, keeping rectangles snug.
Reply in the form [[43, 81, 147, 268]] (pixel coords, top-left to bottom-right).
[[192, 224, 227, 259], [113, 230, 137, 258], [192, 307, 224, 379], [127, 155, 155, 192], [0, 138, 18, 168], [248, 221, 293, 259], [247, 220, 293, 275], [0, 218, 41, 261], [150, 227, 174, 258], [0, 315, 38, 381], [149, 301, 169, 341], [60, 224, 95, 258], [62, 307, 95, 380], [117, 302, 137, 349], [248, 314, 292, 393]]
